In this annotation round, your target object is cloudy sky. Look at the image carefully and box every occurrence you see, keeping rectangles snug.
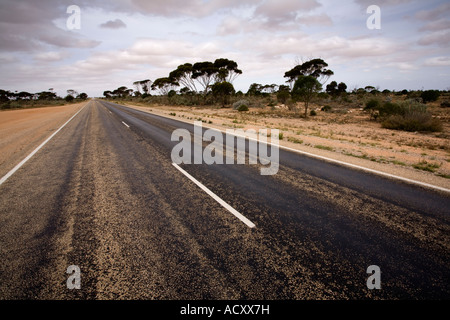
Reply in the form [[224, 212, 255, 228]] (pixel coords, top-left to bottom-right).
[[0, 0, 449, 97]]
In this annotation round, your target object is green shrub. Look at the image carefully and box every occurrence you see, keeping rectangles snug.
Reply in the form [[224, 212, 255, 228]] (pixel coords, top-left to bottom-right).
[[378, 102, 403, 117], [310, 110, 317, 116], [364, 99, 380, 111], [382, 112, 442, 132], [421, 90, 440, 103], [237, 104, 249, 112], [233, 99, 249, 110], [413, 161, 441, 172], [321, 105, 332, 112], [315, 145, 334, 151], [276, 90, 290, 104], [440, 101, 450, 108]]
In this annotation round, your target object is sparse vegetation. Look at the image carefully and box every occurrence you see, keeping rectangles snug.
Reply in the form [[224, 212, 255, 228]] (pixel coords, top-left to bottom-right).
[[237, 104, 249, 112], [413, 160, 441, 172], [421, 90, 440, 104], [314, 145, 334, 151], [288, 137, 303, 144]]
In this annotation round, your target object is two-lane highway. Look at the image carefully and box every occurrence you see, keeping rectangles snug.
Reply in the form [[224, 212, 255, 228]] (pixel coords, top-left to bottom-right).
[[0, 99, 449, 299]]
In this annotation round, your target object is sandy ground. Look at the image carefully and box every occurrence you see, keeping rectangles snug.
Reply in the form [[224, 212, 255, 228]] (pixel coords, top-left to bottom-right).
[[120, 101, 450, 191], [0, 102, 86, 178]]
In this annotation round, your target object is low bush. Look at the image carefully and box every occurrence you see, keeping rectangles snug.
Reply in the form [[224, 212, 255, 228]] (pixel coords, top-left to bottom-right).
[[440, 101, 450, 108], [382, 111, 442, 132], [364, 98, 380, 111], [276, 91, 290, 104], [237, 104, 249, 112], [421, 90, 440, 103], [233, 99, 249, 110]]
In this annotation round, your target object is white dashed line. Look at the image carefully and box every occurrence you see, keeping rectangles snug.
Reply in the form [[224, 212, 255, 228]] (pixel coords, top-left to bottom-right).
[[172, 163, 256, 228], [122, 121, 130, 128]]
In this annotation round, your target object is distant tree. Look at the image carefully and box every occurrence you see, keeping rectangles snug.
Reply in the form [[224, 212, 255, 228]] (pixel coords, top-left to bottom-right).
[[246, 83, 263, 96], [192, 61, 217, 94], [211, 81, 235, 107], [0, 89, 11, 102], [103, 90, 112, 98], [133, 81, 141, 93], [261, 84, 278, 94], [169, 63, 197, 93], [151, 77, 178, 96], [291, 75, 322, 117], [38, 91, 57, 100], [337, 82, 347, 94], [140, 80, 152, 95], [77, 92, 88, 100], [326, 81, 338, 95], [133, 79, 152, 96], [364, 86, 375, 93], [284, 58, 333, 88], [277, 91, 290, 104], [213, 58, 242, 83], [65, 95, 74, 102], [354, 88, 367, 95], [16, 91, 33, 100], [108, 86, 130, 98], [421, 90, 440, 103], [67, 89, 78, 98], [276, 85, 291, 104]]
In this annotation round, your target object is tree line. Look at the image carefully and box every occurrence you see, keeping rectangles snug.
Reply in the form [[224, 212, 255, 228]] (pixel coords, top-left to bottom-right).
[[103, 57, 446, 120], [0, 89, 88, 104]]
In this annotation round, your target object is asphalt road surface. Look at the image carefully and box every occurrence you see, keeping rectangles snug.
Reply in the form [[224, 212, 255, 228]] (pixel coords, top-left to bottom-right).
[[0, 100, 449, 300]]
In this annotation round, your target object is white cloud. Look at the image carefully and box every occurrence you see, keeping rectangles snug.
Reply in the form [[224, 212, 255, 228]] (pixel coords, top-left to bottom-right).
[[254, 0, 320, 19], [33, 51, 70, 62], [217, 16, 243, 35], [353, 0, 415, 8], [296, 13, 333, 26], [419, 19, 450, 32], [417, 30, 450, 47], [415, 2, 450, 21], [424, 56, 450, 67], [235, 33, 402, 61], [99, 19, 127, 29], [130, 0, 259, 17]]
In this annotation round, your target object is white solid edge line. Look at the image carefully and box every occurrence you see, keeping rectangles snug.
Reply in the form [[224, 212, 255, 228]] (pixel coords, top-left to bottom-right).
[[172, 163, 256, 228], [196, 123, 450, 194], [0, 104, 87, 187], [122, 121, 130, 128]]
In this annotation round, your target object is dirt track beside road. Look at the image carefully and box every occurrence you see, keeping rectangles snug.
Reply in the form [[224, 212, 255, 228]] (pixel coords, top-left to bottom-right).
[[0, 103, 86, 179]]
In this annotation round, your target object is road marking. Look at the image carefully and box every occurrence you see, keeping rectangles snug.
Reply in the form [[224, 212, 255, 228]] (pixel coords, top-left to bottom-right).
[[0, 104, 87, 187], [172, 163, 256, 228], [122, 121, 130, 128], [196, 123, 450, 194], [108, 104, 450, 194]]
